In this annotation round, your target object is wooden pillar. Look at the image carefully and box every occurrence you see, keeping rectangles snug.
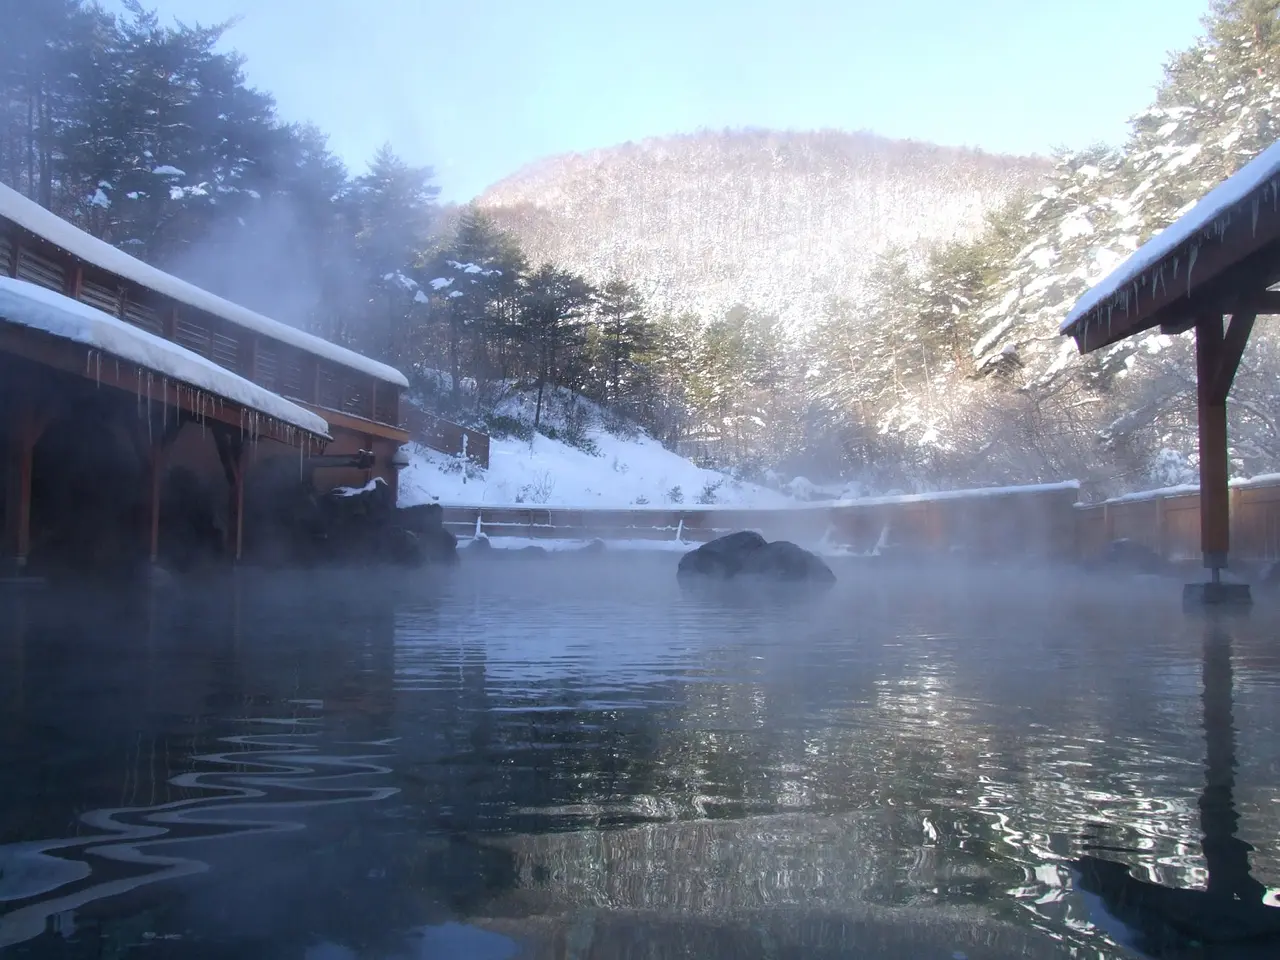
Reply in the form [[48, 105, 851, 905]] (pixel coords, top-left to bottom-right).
[[1154, 495, 1167, 562], [232, 462, 245, 562], [1195, 312, 1255, 581], [3, 405, 43, 574], [1196, 316, 1230, 578], [211, 426, 246, 563]]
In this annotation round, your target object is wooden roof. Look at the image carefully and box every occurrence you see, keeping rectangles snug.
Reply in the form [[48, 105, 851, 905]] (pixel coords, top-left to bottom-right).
[[1062, 141, 1280, 354], [0, 183, 408, 388]]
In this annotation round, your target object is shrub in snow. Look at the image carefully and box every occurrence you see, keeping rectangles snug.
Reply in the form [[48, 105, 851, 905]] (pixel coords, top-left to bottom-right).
[[666, 485, 684, 504], [514, 471, 556, 504], [634, 495, 650, 505], [483, 413, 534, 441], [783, 476, 818, 500], [1149, 448, 1197, 487], [697, 479, 723, 504]]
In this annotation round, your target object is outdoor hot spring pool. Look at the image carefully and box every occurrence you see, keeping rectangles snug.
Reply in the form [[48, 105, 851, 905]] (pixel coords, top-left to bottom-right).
[[1, 554, 1278, 958]]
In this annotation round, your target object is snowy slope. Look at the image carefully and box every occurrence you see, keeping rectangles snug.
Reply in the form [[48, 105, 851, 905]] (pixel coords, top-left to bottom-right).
[[398, 428, 793, 509]]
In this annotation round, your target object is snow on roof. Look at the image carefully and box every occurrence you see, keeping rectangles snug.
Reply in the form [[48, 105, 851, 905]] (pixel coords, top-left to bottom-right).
[[0, 277, 330, 440], [0, 183, 408, 388], [1062, 139, 1280, 336]]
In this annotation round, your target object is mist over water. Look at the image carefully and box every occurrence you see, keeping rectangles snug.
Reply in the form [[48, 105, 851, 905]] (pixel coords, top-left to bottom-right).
[[1, 558, 1278, 958]]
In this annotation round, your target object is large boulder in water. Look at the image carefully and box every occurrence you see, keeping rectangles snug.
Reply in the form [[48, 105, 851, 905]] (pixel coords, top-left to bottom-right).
[[678, 531, 835, 586]]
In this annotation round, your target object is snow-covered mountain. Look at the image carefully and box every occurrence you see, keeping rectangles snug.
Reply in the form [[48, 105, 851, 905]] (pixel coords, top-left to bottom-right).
[[476, 129, 1047, 330]]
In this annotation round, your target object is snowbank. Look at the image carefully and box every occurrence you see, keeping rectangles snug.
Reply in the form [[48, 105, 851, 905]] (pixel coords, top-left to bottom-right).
[[398, 428, 793, 510], [0, 278, 329, 439], [0, 183, 407, 387]]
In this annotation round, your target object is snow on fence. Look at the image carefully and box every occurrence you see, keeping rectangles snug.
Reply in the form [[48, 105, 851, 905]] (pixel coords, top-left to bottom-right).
[[441, 481, 1083, 560], [1075, 474, 1280, 564], [402, 407, 490, 469], [440, 474, 1280, 563]]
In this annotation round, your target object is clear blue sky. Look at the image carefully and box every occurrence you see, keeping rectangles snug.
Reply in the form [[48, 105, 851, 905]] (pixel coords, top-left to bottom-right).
[[130, 0, 1210, 201]]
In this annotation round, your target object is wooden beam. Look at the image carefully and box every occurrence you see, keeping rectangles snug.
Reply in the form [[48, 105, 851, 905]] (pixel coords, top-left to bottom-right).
[[1196, 315, 1231, 575], [302, 403, 407, 444], [1245, 290, 1280, 314], [1211, 311, 1256, 405], [1145, 242, 1280, 340], [1073, 205, 1280, 352]]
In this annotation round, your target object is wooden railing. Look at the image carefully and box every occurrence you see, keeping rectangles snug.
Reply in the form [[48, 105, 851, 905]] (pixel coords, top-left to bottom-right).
[[440, 475, 1280, 566], [403, 407, 491, 469]]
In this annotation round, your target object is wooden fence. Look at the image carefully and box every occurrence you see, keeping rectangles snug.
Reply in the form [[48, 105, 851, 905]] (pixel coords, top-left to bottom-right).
[[402, 407, 491, 469], [441, 482, 1083, 561], [441, 474, 1280, 565], [1075, 474, 1280, 564]]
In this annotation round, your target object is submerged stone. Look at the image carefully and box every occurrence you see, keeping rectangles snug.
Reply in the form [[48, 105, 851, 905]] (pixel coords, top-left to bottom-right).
[[677, 530, 835, 586]]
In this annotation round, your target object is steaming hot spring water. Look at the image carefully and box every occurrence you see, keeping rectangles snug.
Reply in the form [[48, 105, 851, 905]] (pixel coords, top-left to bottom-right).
[[1, 555, 1278, 959]]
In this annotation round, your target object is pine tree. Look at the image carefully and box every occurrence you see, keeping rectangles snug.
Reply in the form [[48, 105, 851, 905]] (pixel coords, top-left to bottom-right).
[[595, 278, 656, 411], [516, 265, 596, 430]]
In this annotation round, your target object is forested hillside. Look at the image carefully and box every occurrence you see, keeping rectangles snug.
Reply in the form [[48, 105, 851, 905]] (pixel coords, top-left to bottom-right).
[[6, 0, 1278, 499], [478, 130, 1045, 331], [820, 0, 1280, 496]]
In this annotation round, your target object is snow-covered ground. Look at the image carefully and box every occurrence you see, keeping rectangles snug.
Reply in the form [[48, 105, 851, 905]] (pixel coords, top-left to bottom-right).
[[398, 428, 793, 509]]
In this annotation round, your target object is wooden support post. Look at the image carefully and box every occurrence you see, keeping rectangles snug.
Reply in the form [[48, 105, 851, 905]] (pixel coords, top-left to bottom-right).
[[3, 403, 50, 575], [1186, 313, 1256, 606], [233, 460, 245, 562], [1155, 495, 1167, 563], [1196, 315, 1231, 578], [211, 425, 247, 563], [147, 444, 165, 564]]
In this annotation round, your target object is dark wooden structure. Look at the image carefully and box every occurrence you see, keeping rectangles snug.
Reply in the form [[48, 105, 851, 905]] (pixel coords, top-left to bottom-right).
[[0, 301, 329, 575], [0, 183, 421, 576], [1060, 143, 1280, 603], [402, 406, 491, 469], [0, 184, 410, 499]]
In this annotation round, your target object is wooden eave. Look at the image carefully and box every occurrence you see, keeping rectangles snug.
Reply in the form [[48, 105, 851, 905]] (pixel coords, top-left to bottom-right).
[[1067, 188, 1280, 354], [0, 322, 329, 448], [305, 403, 410, 444]]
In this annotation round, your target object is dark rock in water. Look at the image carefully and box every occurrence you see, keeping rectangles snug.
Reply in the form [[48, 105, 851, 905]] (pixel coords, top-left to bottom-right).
[[240, 470, 456, 569], [461, 538, 550, 560], [678, 531, 834, 585], [399, 502, 445, 536], [678, 531, 767, 579], [1101, 538, 1164, 575]]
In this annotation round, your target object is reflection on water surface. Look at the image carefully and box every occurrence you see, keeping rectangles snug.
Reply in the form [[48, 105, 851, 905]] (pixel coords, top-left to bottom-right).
[[2, 557, 1279, 958]]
